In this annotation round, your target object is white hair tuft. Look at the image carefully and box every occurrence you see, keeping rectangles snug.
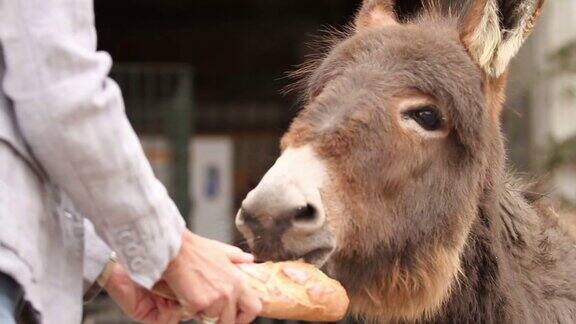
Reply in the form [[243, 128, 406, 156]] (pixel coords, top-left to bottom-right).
[[466, 0, 543, 77]]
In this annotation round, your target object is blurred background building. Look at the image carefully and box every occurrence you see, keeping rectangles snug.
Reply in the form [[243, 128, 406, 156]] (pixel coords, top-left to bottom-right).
[[506, 0, 576, 213], [84, 0, 575, 323]]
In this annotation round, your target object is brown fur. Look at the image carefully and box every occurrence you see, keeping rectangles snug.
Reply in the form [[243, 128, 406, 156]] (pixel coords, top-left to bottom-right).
[[346, 245, 463, 322], [485, 73, 508, 125], [242, 1, 576, 322]]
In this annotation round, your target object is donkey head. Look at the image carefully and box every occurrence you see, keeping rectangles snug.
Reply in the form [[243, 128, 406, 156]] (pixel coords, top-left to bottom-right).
[[236, 0, 544, 321]]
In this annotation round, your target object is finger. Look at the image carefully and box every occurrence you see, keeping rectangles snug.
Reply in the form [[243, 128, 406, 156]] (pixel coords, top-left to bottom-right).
[[166, 299, 179, 309], [217, 293, 237, 324], [164, 265, 211, 315], [207, 240, 255, 263], [142, 309, 159, 324], [197, 290, 227, 323], [236, 285, 263, 324], [155, 297, 171, 323], [181, 309, 195, 322], [162, 300, 184, 324], [223, 245, 254, 263], [229, 252, 254, 264], [153, 296, 184, 324]]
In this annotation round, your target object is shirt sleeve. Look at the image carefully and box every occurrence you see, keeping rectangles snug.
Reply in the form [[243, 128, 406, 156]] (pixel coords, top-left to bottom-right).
[[0, 0, 186, 288]]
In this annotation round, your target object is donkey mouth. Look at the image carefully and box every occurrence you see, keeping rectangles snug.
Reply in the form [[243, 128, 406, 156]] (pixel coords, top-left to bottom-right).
[[299, 247, 334, 266], [251, 244, 334, 267]]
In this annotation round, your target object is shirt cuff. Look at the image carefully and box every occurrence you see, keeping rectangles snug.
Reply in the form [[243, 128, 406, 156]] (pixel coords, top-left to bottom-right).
[[103, 197, 186, 289]]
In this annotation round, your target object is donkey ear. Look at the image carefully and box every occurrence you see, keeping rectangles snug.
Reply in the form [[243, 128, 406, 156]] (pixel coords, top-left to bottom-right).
[[354, 0, 399, 32], [461, 0, 545, 77]]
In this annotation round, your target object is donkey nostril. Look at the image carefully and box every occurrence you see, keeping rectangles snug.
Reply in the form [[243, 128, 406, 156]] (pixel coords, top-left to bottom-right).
[[293, 204, 318, 223]]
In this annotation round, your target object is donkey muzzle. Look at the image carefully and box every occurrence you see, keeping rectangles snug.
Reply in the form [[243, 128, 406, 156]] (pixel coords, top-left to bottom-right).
[[235, 145, 335, 265]]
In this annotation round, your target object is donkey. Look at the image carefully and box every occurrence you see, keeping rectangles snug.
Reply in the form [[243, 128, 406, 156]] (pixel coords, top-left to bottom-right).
[[236, 0, 576, 322]]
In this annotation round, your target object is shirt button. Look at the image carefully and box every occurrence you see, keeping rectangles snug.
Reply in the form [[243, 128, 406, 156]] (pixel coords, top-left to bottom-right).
[[130, 257, 145, 272], [118, 230, 134, 245]]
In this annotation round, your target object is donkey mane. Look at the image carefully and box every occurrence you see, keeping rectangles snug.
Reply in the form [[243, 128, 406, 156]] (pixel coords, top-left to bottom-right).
[[435, 178, 576, 323]]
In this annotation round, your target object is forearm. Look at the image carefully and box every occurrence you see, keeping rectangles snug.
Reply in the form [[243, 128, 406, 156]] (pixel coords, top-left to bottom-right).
[[0, 0, 185, 287]]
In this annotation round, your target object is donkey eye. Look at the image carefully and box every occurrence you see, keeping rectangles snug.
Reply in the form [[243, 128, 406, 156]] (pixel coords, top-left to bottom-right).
[[403, 107, 442, 131]]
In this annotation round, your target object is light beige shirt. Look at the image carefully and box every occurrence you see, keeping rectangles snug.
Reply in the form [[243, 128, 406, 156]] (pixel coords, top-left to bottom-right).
[[0, 0, 186, 322]]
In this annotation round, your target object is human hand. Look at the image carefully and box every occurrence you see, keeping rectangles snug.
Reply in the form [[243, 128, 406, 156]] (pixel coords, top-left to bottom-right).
[[161, 230, 262, 324], [104, 262, 183, 324]]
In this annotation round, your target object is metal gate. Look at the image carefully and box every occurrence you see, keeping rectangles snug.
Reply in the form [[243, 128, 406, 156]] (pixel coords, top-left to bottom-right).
[[111, 63, 194, 222]]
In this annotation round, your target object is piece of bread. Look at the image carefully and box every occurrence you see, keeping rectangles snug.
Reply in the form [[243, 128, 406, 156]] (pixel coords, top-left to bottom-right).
[[153, 261, 349, 322]]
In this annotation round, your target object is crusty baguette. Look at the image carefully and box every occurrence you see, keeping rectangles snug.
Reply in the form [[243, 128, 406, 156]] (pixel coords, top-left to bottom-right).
[[152, 261, 349, 322]]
